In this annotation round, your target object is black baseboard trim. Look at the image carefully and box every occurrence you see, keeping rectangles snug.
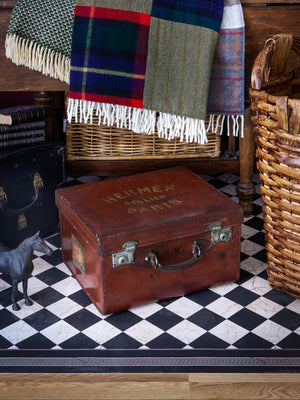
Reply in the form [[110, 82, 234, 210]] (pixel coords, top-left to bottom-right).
[[0, 349, 299, 373]]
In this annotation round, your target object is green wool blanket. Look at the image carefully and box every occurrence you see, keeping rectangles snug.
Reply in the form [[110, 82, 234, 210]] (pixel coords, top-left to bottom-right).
[[6, 0, 244, 143]]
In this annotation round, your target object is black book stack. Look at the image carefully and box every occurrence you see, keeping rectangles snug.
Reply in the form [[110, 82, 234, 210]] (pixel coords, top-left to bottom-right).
[[0, 104, 52, 150]]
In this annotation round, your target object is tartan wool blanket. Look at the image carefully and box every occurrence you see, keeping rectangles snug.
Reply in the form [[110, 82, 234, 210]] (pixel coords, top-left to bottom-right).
[[207, 0, 245, 137], [5, 0, 245, 143], [67, 0, 224, 144]]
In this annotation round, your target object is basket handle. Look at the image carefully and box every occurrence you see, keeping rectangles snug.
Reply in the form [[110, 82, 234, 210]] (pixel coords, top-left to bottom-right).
[[251, 34, 300, 90]]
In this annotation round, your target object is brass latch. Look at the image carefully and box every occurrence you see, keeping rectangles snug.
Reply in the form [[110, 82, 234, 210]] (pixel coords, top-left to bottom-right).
[[18, 214, 27, 231], [112, 240, 138, 268], [210, 221, 232, 244], [0, 187, 7, 203], [33, 172, 43, 191]]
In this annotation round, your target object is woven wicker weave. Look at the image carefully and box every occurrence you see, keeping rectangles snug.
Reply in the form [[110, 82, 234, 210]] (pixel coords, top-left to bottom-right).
[[66, 106, 221, 161], [250, 34, 300, 299]]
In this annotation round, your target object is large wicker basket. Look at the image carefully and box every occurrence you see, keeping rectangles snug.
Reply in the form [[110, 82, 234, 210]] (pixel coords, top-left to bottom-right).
[[66, 106, 221, 161], [250, 34, 300, 299]]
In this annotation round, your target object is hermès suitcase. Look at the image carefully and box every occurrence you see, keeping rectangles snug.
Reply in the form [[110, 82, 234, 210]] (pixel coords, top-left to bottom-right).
[[55, 167, 243, 314]]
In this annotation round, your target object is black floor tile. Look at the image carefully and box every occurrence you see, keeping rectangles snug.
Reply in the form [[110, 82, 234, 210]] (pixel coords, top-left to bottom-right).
[[146, 333, 185, 349], [64, 309, 103, 331], [17, 333, 56, 349], [187, 309, 225, 331], [59, 333, 99, 349], [23, 309, 60, 331], [102, 333, 142, 349], [233, 333, 273, 349]]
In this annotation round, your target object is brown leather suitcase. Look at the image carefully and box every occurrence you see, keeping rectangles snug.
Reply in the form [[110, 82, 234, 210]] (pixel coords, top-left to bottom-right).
[[55, 167, 243, 314]]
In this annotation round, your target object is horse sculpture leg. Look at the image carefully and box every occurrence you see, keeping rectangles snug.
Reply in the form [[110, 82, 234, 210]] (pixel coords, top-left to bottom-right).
[[11, 279, 20, 311], [22, 278, 33, 306]]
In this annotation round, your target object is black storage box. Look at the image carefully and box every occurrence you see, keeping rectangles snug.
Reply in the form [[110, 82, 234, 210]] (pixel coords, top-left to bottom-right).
[[0, 143, 65, 248]]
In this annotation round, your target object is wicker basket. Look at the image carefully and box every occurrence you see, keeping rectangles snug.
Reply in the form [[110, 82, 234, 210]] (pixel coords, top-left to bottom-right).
[[250, 34, 300, 299], [66, 106, 221, 161]]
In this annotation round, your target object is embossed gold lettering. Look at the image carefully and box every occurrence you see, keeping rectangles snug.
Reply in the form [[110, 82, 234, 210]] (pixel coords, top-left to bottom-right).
[[137, 187, 151, 194], [127, 208, 137, 214], [140, 207, 150, 213], [168, 199, 182, 205], [114, 193, 127, 200], [103, 184, 177, 205], [127, 198, 182, 214], [152, 185, 162, 192], [125, 200, 144, 206], [102, 196, 118, 204], [150, 204, 164, 211], [164, 185, 175, 191], [124, 189, 137, 196]]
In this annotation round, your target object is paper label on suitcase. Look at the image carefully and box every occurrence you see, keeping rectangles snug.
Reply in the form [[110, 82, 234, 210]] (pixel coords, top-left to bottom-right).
[[72, 234, 86, 275]]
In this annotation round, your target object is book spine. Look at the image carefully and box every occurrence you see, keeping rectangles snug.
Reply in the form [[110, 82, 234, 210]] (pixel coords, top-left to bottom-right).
[[0, 120, 46, 133], [10, 107, 51, 125], [0, 135, 45, 149], [0, 129, 45, 141]]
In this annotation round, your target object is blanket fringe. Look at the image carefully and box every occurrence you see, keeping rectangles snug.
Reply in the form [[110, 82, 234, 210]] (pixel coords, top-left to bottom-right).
[[5, 34, 70, 84], [157, 113, 207, 144], [208, 114, 244, 138], [67, 99, 244, 143]]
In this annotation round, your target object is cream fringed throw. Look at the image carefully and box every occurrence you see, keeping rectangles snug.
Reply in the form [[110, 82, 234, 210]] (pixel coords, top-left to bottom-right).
[[5, 0, 76, 83], [6, 0, 245, 143]]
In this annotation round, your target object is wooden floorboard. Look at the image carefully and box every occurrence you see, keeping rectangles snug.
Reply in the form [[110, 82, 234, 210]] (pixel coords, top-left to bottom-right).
[[0, 373, 299, 400]]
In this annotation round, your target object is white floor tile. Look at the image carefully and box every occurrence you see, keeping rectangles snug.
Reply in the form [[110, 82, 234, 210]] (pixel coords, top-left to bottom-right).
[[209, 320, 248, 344], [241, 276, 272, 296], [167, 320, 206, 344], [206, 297, 243, 318], [210, 282, 239, 296], [241, 240, 264, 256], [125, 320, 164, 344], [8, 299, 43, 318], [51, 276, 81, 296], [47, 297, 82, 319], [240, 257, 267, 275], [165, 297, 202, 318], [41, 320, 79, 345], [252, 320, 291, 344], [130, 302, 163, 319], [1, 320, 37, 344], [246, 297, 284, 319], [82, 320, 121, 344]]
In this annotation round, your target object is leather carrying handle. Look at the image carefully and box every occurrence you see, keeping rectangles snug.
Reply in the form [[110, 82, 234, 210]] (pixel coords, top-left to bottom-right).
[[0, 173, 43, 217], [251, 34, 300, 90], [0, 188, 43, 217], [136, 240, 208, 272]]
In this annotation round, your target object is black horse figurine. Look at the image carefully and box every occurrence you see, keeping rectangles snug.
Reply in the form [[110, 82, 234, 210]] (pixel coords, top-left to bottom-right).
[[0, 231, 53, 311]]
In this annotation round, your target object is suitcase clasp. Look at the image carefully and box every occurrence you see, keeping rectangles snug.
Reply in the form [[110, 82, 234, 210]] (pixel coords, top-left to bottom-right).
[[210, 221, 232, 244], [0, 187, 7, 203], [33, 172, 44, 191], [112, 240, 138, 268]]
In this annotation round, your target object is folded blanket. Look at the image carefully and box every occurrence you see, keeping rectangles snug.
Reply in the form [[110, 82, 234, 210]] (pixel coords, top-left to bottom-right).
[[67, 0, 224, 143], [5, 0, 76, 83], [207, 0, 245, 137], [6, 0, 244, 142]]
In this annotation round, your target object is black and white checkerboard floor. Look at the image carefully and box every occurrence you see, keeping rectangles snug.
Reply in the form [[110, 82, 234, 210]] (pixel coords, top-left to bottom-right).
[[0, 173, 299, 350]]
